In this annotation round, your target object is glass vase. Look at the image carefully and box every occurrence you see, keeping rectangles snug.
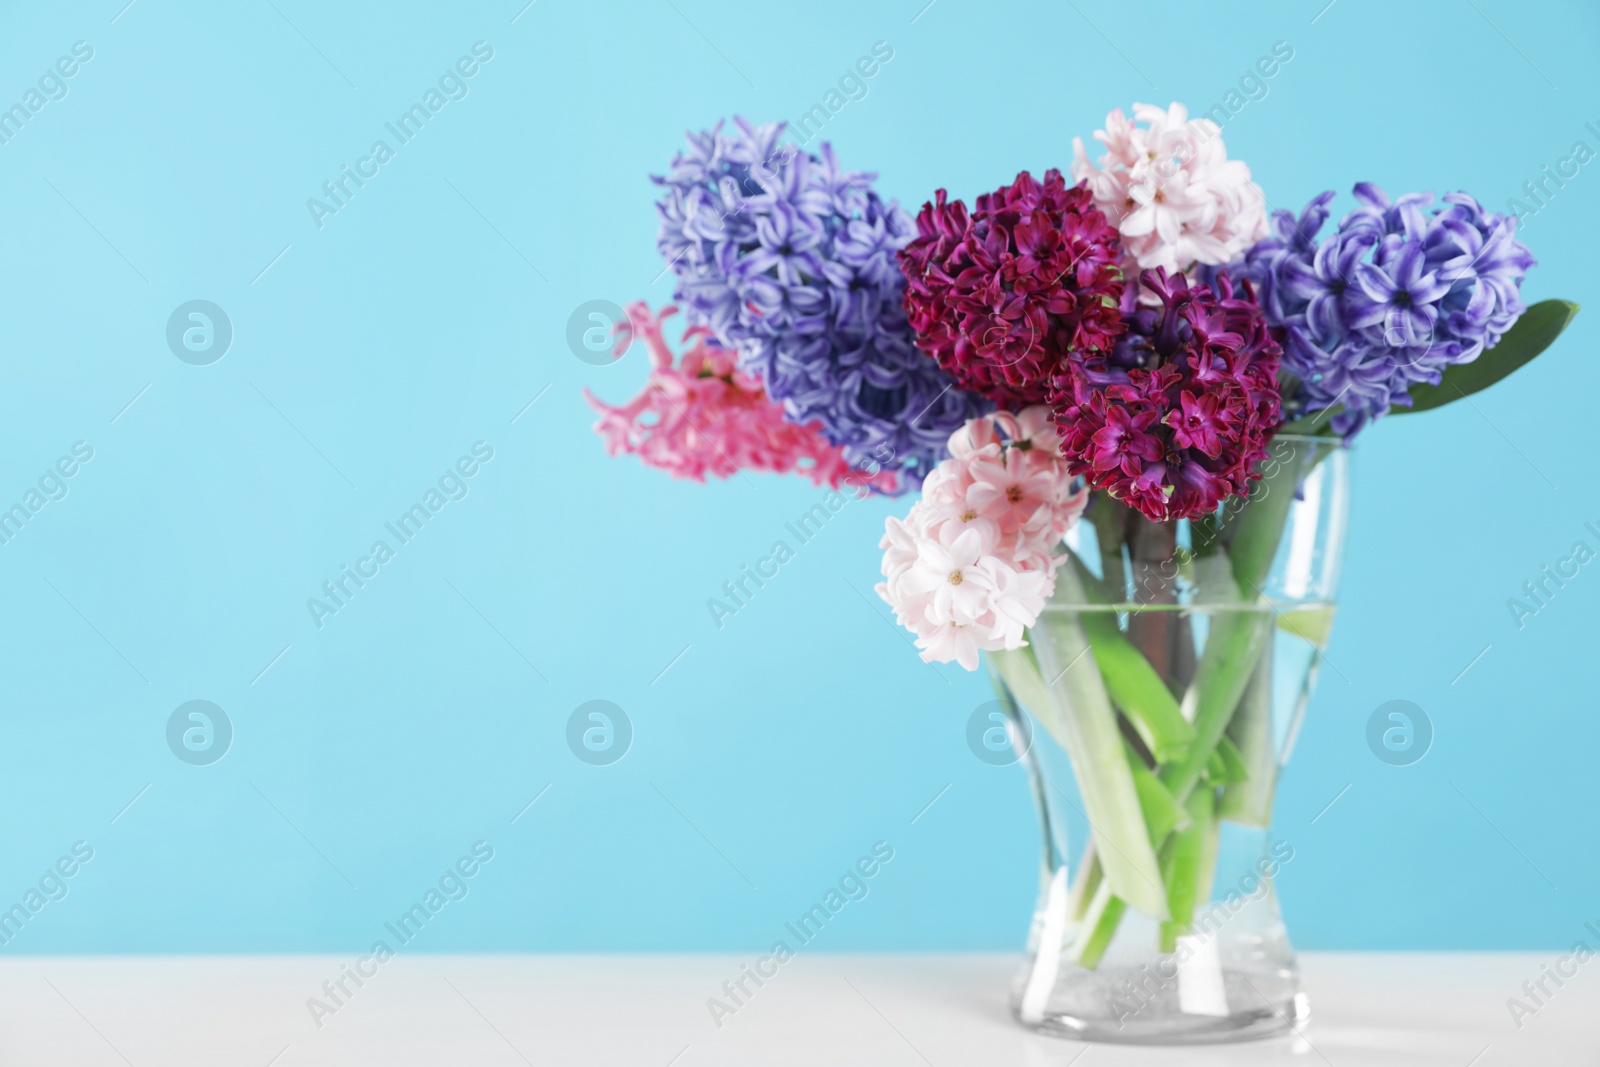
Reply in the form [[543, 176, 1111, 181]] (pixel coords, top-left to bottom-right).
[[989, 435, 1349, 1044]]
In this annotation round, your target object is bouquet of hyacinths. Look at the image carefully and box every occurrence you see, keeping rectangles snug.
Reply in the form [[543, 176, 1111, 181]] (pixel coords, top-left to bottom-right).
[[591, 106, 1576, 1042]]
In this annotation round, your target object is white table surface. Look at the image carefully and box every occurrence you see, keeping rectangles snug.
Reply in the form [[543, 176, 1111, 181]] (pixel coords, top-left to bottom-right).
[[0, 952, 1591, 1065]]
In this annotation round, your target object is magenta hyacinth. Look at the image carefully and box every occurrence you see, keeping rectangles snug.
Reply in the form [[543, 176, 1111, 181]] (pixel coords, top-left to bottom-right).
[[1053, 269, 1282, 522], [899, 170, 1125, 408]]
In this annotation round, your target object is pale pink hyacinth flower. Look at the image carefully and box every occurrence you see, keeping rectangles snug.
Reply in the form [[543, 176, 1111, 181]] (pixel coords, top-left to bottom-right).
[[586, 303, 896, 492], [1072, 102, 1267, 285], [875, 407, 1087, 671]]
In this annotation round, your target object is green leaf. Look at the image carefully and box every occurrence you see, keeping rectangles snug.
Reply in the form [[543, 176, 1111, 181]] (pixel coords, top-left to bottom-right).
[[1204, 736, 1250, 785], [1159, 788, 1220, 952], [1218, 630, 1277, 827], [1275, 407, 1340, 437], [1400, 299, 1578, 414], [1064, 555, 1196, 762], [1079, 610, 1196, 763], [1276, 604, 1336, 648], [1125, 741, 1189, 843]]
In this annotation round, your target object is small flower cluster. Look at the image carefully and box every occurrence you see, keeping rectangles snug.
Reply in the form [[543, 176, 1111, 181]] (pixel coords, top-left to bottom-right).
[[1073, 103, 1267, 283], [1232, 183, 1535, 435], [1053, 270, 1282, 522], [898, 170, 1125, 407], [654, 118, 989, 490], [585, 303, 893, 490], [876, 408, 1087, 669]]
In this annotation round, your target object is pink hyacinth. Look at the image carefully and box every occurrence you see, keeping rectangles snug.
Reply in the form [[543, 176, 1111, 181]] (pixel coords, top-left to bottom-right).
[[875, 408, 1087, 670], [1072, 102, 1267, 284], [586, 303, 896, 492]]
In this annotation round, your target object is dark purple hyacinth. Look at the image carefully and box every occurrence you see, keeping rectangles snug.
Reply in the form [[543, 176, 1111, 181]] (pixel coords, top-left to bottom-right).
[[1228, 184, 1535, 437], [1050, 269, 1282, 522], [654, 118, 990, 491], [898, 170, 1125, 408]]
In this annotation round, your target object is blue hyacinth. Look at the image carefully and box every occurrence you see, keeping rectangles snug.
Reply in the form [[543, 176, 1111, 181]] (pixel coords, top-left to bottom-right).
[[1230, 183, 1535, 437], [653, 118, 990, 491]]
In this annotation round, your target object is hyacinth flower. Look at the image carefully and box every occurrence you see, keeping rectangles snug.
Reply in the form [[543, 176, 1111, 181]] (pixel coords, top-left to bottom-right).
[[1073, 102, 1268, 288], [1051, 268, 1282, 522], [654, 118, 991, 492], [898, 169, 1126, 407], [875, 407, 1087, 670], [1230, 183, 1539, 436], [585, 302, 894, 492]]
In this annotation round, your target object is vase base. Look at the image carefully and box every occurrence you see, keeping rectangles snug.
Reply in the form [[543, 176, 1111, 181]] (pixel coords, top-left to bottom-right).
[[1012, 963, 1307, 1045]]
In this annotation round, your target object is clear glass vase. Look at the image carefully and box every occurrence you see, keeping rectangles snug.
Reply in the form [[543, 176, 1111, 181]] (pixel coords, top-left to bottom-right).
[[990, 435, 1349, 1044]]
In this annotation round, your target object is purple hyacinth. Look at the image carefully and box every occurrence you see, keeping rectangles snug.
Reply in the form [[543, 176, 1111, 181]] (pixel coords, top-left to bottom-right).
[[1229, 183, 1535, 437], [654, 118, 990, 491]]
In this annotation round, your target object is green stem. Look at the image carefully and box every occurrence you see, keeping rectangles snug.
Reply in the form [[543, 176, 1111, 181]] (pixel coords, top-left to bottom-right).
[[1156, 439, 1331, 801], [989, 644, 1164, 921], [1021, 600, 1169, 921], [1157, 610, 1273, 801], [1125, 741, 1187, 844], [1191, 510, 1224, 557], [1170, 611, 1197, 695], [1218, 628, 1278, 826], [1066, 880, 1127, 969], [1228, 438, 1335, 597], [1159, 787, 1220, 951], [1068, 748, 1184, 966], [1088, 495, 1131, 601], [1206, 735, 1249, 785], [1127, 516, 1179, 684], [1076, 607, 1195, 763], [1066, 846, 1101, 922]]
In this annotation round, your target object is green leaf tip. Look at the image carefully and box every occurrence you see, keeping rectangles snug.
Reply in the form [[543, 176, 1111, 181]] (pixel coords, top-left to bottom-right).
[[1400, 298, 1579, 415]]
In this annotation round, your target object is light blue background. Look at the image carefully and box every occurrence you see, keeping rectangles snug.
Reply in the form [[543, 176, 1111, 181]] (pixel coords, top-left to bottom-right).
[[0, 0, 1595, 957]]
